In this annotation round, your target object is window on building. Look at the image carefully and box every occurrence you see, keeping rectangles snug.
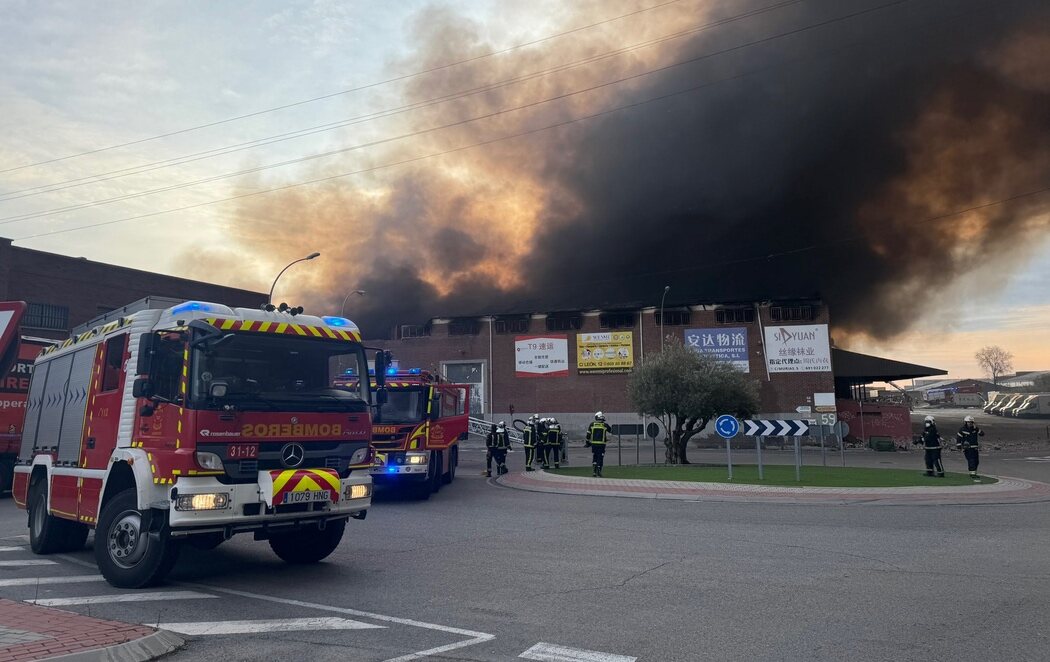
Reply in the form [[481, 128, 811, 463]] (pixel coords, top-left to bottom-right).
[[101, 335, 127, 392], [24, 303, 69, 331], [715, 308, 754, 324], [654, 310, 691, 326], [770, 305, 814, 322], [493, 317, 529, 334], [399, 324, 431, 339], [546, 315, 582, 332], [599, 312, 636, 329], [448, 319, 481, 336]]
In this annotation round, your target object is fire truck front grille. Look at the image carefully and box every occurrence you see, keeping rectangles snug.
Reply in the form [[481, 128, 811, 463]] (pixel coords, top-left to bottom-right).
[[240, 460, 258, 474], [196, 441, 366, 483], [325, 457, 341, 470]]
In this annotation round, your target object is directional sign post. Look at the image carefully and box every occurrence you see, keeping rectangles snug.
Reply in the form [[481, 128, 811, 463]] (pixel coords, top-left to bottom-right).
[[715, 415, 739, 481]]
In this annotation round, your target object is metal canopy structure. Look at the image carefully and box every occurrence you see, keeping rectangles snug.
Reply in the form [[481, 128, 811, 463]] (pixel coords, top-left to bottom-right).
[[833, 348, 946, 388]]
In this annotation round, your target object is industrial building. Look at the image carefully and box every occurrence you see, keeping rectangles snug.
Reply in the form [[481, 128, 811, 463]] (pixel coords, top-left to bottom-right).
[[369, 296, 945, 443], [0, 237, 265, 340]]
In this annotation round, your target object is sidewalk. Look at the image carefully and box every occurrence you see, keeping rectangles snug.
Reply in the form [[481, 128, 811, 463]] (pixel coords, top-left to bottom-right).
[[497, 470, 1050, 505], [0, 599, 181, 662]]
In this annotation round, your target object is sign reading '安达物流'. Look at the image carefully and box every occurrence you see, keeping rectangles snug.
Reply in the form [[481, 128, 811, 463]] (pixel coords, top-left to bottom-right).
[[577, 332, 633, 374], [764, 324, 832, 373], [514, 335, 569, 378], [684, 327, 749, 372]]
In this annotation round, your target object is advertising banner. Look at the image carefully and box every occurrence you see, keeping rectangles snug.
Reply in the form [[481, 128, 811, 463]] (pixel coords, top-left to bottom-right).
[[515, 335, 569, 378], [577, 332, 633, 374], [684, 327, 749, 372], [764, 324, 832, 373]]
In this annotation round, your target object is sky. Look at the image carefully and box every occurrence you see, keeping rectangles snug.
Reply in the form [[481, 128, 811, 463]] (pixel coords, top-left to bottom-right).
[[1, 0, 1048, 380]]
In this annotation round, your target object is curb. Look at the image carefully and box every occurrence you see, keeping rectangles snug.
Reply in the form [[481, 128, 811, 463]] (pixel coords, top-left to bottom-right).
[[43, 630, 184, 662], [496, 471, 1050, 506]]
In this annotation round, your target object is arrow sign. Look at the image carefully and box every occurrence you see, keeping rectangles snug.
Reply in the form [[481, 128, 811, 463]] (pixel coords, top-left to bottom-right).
[[743, 419, 809, 437]]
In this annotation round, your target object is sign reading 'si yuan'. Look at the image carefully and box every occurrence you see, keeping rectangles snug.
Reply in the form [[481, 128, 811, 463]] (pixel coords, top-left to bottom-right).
[[764, 324, 832, 373]]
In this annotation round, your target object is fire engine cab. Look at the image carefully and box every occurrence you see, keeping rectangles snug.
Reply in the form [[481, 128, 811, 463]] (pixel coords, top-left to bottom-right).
[[13, 300, 381, 588], [335, 369, 469, 499]]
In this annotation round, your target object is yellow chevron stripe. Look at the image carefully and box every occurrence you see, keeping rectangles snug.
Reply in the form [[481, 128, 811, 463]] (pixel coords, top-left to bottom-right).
[[276, 323, 288, 334], [259, 321, 272, 332], [290, 324, 307, 336], [295, 475, 324, 492], [335, 329, 351, 341], [272, 470, 296, 493], [321, 327, 337, 339], [220, 319, 236, 330], [306, 325, 323, 337], [309, 470, 341, 492]]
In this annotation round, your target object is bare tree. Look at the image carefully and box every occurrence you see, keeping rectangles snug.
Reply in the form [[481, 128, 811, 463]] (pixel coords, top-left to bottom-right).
[[975, 346, 1014, 385]]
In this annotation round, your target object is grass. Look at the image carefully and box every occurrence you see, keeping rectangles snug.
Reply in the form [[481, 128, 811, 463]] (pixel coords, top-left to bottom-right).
[[550, 464, 998, 488]]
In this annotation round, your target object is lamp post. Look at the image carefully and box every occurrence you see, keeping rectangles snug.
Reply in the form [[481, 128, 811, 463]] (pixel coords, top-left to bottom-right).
[[268, 252, 320, 305], [659, 285, 671, 350], [340, 289, 366, 317]]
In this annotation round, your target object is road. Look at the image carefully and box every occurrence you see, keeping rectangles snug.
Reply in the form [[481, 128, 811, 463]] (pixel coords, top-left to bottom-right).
[[1, 440, 1048, 661]]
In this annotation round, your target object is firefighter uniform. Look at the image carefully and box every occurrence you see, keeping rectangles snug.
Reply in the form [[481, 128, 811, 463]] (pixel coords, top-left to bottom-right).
[[544, 420, 563, 470], [919, 419, 944, 477], [491, 426, 511, 475], [484, 424, 497, 477], [956, 421, 985, 479], [586, 419, 611, 477], [536, 419, 550, 469], [522, 422, 538, 471]]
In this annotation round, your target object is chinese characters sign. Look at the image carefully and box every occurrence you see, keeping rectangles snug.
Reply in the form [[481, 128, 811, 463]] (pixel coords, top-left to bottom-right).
[[764, 324, 832, 373], [684, 327, 749, 372], [577, 332, 633, 374], [514, 335, 569, 378]]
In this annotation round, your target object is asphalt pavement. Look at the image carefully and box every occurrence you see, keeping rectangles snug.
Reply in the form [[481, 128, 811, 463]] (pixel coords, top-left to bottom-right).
[[0, 441, 1048, 661]]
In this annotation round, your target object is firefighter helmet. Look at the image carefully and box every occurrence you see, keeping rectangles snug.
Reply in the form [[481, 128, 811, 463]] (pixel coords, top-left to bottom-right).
[[924, 415, 935, 423], [964, 415, 975, 423], [497, 421, 506, 431], [595, 411, 605, 421]]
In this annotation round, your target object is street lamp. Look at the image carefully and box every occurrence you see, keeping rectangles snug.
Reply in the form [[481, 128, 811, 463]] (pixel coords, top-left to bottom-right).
[[268, 252, 320, 305], [659, 285, 671, 351], [340, 289, 366, 317]]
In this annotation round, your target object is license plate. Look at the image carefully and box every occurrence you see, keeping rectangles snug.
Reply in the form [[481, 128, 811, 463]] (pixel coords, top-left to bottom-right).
[[282, 490, 330, 504], [227, 443, 258, 459]]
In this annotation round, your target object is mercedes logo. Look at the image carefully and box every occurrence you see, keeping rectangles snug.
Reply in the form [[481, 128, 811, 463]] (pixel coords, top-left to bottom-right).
[[280, 443, 305, 468]]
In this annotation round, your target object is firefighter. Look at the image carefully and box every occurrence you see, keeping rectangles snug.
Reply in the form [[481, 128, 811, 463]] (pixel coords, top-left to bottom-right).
[[484, 423, 497, 477], [915, 414, 944, 477], [544, 417, 563, 470], [585, 411, 612, 477], [536, 416, 550, 469], [522, 415, 539, 471], [956, 415, 985, 481], [491, 421, 511, 475]]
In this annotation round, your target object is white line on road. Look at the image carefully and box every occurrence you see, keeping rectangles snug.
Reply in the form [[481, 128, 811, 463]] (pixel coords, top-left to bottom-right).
[[0, 575, 105, 587], [28, 590, 217, 606], [158, 617, 386, 636], [520, 642, 638, 662], [176, 580, 495, 662], [0, 560, 56, 567], [0, 546, 25, 552]]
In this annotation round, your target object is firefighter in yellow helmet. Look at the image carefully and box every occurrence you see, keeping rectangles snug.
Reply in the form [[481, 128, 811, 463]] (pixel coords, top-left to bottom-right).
[[585, 411, 612, 477], [521, 415, 539, 472]]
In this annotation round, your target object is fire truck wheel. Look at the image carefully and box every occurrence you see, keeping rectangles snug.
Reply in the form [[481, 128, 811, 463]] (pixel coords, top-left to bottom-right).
[[430, 451, 443, 493], [268, 519, 346, 564], [442, 447, 457, 484], [94, 488, 180, 588], [28, 480, 88, 554]]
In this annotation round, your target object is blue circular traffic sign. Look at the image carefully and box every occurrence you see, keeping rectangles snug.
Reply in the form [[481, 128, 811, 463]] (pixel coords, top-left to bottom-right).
[[715, 414, 739, 439]]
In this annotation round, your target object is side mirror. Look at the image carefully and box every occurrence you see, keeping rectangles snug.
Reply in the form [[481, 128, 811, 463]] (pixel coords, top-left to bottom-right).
[[136, 333, 156, 376], [375, 389, 388, 406], [210, 381, 229, 398], [430, 395, 441, 420], [132, 377, 154, 399], [374, 350, 390, 387]]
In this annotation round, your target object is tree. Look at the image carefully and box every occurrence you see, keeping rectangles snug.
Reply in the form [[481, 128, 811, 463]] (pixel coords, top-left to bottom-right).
[[628, 340, 759, 464], [975, 346, 1014, 385]]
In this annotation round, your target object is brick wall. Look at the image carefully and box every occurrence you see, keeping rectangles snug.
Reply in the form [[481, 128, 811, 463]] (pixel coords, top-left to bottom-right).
[[369, 301, 836, 434], [0, 238, 265, 339]]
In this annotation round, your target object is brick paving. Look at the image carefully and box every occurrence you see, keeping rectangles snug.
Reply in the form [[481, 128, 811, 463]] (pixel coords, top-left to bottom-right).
[[0, 598, 158, 661], [498, 470, 1050, 505]]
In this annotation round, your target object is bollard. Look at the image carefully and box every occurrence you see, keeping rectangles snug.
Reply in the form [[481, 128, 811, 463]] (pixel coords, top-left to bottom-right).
[[726, 438, 733, 481], [794, 436, 801, 481], [756, 436, 764, 480]]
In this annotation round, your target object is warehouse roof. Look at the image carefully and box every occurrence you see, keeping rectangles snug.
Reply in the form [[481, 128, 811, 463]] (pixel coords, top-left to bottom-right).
[[833, 348, 946, 384]]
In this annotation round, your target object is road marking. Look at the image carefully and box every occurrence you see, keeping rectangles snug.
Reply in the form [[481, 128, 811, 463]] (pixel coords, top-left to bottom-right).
[[520, 642, 637, 662], [0, 575, 105, 587], [28, 590, 217, 606], [0, 547, 25, 552], [176, 580, 495, 662], [0, 560, 56, 567], [157, 617, 385, 636]]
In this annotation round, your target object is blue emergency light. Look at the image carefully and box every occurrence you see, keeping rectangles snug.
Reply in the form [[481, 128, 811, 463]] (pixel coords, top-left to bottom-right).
[[386, 366, 397, 376], [407, 368, 422, 374], [322, 316, 352, 327], [170, 301, 212, 314]]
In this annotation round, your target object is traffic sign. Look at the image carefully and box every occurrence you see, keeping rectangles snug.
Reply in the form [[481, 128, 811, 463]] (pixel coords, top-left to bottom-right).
[[743, 419, 809, 437], [646, 422, 660, 439], [834, 421, 850, 437], [795, 405, 811, 414], [715, 415, 740, 439], [816, 412, 837, 426]]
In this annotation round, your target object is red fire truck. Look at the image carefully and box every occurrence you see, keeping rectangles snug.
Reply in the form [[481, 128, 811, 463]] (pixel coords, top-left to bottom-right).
[[335, 369, 469, 499], [0, 337, 54, 493], [11, 300, 382, 588]]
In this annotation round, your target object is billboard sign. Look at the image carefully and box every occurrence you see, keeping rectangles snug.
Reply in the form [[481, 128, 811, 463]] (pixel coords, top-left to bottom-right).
[[684, 327, 749, 372], [515, 335, 569, 378], [764, 324, 832, 373], [577, 332, 633, 373]]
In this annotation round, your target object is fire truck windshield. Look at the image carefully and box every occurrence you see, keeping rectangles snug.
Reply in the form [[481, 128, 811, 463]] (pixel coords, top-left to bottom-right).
[[189, 332, 368, 411], [382, 388, 426, 424]]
